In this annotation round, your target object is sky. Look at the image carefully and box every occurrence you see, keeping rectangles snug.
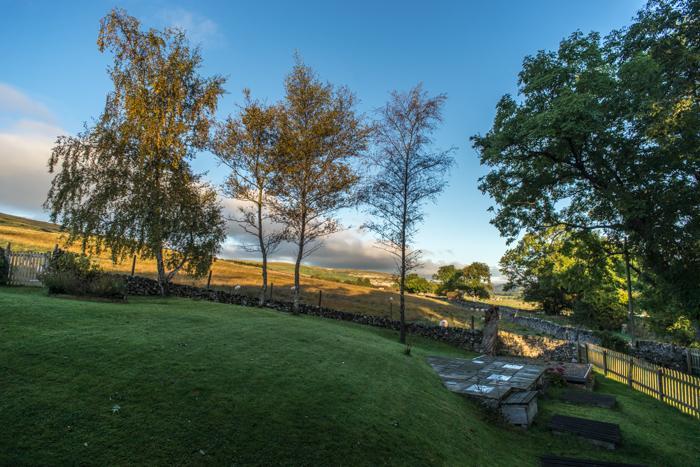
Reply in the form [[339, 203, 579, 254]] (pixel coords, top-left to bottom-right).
[[0, 0, 646, 278]]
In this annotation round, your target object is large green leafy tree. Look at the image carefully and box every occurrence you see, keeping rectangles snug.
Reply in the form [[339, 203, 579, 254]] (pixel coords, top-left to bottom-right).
[[500, 229, 628, 330], [45, 9, 226, 294], [473, 0, 699, 337]]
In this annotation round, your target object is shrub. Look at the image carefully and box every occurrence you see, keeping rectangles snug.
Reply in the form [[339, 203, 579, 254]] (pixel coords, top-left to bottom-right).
[[445, 290, 463, 300], [544, 365, 567, 387], [594, 330, 629, 353], [40, 250, 125, 299], [88, 274, 127, 300], [665, 316, 696, 347], [355, 277, 372, 287]]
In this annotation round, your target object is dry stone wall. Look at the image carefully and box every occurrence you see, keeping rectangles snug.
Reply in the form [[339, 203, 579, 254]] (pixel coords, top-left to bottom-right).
[[448, 297, 697, 372], [121, 275, 483, 351], [122, 275, 695, 367], [633, 340, 694, 372]]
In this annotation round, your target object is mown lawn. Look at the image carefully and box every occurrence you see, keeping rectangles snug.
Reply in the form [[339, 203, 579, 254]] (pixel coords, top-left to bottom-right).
[[1, 287, 698, 466]]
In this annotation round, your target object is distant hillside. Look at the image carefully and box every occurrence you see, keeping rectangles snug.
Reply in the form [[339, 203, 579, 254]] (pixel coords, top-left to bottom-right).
[[0, 212, 61, 234], [0, 211, 476, 327]]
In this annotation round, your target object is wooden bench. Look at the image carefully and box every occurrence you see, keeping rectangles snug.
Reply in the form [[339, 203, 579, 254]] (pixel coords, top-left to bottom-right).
[[541, 455, 645, 466], [549, 415, 621, 450], [561, 389, 616, 408]]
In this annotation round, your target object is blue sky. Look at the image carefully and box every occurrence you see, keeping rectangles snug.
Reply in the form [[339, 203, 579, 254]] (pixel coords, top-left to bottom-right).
[[0, 0, 645, 275]]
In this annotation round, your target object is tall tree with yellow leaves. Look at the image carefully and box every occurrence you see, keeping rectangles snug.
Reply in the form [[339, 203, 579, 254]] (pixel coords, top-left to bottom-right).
[[274, 59, 371, 312], [45, 9, 226, 295]]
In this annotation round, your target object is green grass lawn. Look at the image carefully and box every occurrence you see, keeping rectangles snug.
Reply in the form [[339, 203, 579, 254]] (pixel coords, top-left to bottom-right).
[[1, 287, 698, 466]]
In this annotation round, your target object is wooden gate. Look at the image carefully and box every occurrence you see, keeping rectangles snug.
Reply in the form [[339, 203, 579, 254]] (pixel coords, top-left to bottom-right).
[[6, 251, 50, 286]]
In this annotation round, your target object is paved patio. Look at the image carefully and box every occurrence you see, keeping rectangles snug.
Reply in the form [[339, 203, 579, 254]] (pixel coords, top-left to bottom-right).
[[426, 355, 547, 402]]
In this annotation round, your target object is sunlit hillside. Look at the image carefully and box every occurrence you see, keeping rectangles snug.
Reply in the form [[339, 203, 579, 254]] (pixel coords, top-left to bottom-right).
[[0, 212, 479, 327]]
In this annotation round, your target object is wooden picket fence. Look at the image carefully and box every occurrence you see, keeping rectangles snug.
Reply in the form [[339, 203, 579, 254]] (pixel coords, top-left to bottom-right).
[[583, 343, 700, 419], [5, 251, 50, 286]]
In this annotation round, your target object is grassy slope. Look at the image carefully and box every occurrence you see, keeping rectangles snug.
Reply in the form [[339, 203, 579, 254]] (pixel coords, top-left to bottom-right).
[[0, 212, 474, 327], [1, 288, 698, 466]]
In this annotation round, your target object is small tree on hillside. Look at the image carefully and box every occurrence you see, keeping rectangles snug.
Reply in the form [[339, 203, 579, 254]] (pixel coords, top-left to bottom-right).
[[273, 59, 372, 312], [213, 91, 286, 305], [461, 262, 493, 298], [363, 85, 455, 343], [45, 9, 226, 295], [403, 273, 434, 294], [432, 262, 492, 298]]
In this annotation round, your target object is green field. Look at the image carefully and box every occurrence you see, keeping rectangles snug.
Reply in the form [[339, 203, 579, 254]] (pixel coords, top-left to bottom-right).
[[1, 287, 698, 466]]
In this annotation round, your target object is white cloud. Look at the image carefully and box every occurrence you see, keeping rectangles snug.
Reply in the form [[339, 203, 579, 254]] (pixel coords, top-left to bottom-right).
[[0, 83, 53, 121], [218, 197, 399, 272], [217, 199, 505, 278], [0, 83, 62, 216], [160, 8, 223, 47]]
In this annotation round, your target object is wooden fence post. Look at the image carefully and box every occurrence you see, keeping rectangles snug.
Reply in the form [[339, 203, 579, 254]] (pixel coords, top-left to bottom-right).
[[603, 350, 608, 376], [6, 243, 12, 284], [585, 343, 589, 364], [131, 255, 137, 276], [206, 270, 212, 289], [657, 369, 664, 402], [318, 290, 322, 308], [269, 283, 273, 301], [687, 349, 693, 375], [577, 343, 582, 363], [470, 315, 475, 331], [628, 358, 634, 387]]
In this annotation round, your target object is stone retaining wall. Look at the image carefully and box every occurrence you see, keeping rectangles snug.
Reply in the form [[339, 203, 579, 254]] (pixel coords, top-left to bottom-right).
[[448, 297, 697, 372], [503, 311, 601, 345], [448, 298, 600, 345], [498, 331, 576, 362], [633, 340, 694, 372]]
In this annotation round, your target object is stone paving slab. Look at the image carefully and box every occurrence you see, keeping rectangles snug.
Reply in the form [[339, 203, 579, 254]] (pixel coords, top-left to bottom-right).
[[427, 355, 547, 402]]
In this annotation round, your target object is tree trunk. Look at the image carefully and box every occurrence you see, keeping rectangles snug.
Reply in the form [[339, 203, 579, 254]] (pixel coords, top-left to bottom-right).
[[154, 246, 167, 296], [482, 306, 500, 355], [624, 239, 634, 341], [260, 252, 268, 306], [293, 246, 302, 313], [257, 198, 267, 306], [399, 259, 406, 344], [293, 218, 306, 314], [398, 155, 409, 344]]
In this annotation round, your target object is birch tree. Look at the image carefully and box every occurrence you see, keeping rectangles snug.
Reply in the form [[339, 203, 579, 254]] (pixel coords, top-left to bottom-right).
[[213, 90, 286, 305], [363, 85, 455, 343], [45, 9, 226, 295], [274, 60, 371, 312]]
